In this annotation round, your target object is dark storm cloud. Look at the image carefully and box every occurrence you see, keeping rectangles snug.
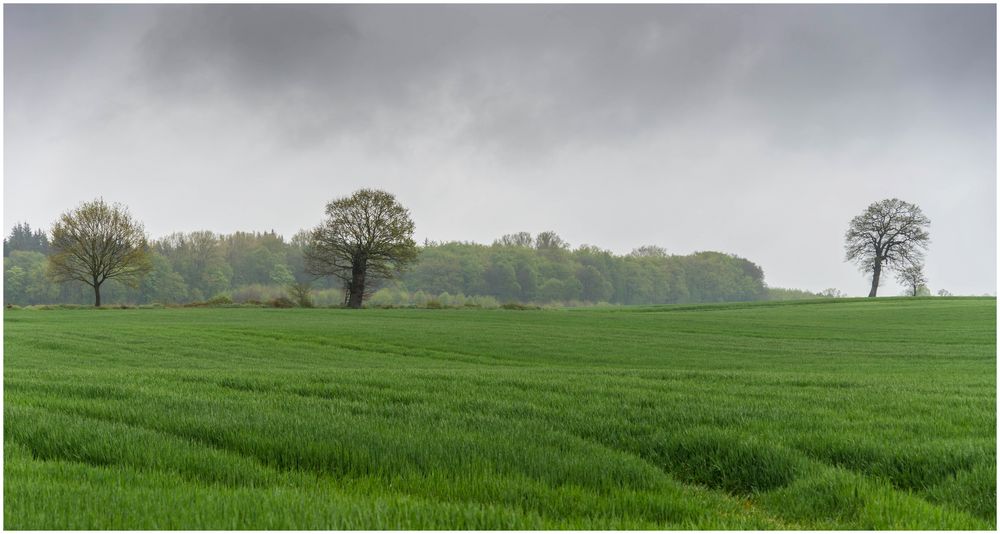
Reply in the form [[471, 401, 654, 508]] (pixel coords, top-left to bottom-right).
[[131, 4, 994, 154]]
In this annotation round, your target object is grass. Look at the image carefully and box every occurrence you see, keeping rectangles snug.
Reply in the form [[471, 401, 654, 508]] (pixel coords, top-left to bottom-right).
[[4, 297, 996, 529]]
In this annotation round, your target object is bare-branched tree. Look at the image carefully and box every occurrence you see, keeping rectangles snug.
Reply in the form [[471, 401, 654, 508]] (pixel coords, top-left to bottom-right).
[[493, 232, 533, 248], [844, 198, 930, 297], [303, 189, 417, 308], [896, 263, 928, 297], [47, 199, 152, 307]]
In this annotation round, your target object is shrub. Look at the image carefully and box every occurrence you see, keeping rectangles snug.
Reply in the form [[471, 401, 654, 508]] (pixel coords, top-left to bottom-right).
[[425, 300, 443, 309], [269, 297, 296, 308], [438, 292, 467, 307], [232, 284, 288, 304], [367, 288, 401, 307], [206, 294, 233, 305], [466, 295, 499, 308], [287, 282, 314, 308], [501, 302, 540, 310]]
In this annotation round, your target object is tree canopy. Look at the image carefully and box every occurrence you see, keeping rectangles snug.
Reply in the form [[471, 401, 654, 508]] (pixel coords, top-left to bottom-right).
[[47, 199, 152, 307], [896, 264, 928, 297], [3, 222, 49, 257], [5, 222, 781, 307], [303, 189, 417, 308], [845, 198, 930, 297]]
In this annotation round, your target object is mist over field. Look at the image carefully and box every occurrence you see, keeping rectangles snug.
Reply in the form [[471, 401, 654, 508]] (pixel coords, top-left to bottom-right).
[[4, 4, 996, 297]]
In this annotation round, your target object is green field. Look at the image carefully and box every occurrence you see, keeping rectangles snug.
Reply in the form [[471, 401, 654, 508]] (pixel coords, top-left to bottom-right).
[[4, 298, 996, 529]]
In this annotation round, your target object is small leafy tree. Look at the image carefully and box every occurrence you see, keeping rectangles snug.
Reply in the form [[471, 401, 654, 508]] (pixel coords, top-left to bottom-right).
[[896, 263, 928, 297], [304, 189, 417, 308], [820, 288, 845, 298], [844, 198, 930, 297], [47, 199, 152, 307], [287, 281, 314, 308]]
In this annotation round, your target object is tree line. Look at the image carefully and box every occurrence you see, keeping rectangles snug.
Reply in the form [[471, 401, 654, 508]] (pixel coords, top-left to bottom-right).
[[3, 191, 936, 307], [3, 224, 774, 307], [4, 196, 776, 307], [398, 239, 768, 305]]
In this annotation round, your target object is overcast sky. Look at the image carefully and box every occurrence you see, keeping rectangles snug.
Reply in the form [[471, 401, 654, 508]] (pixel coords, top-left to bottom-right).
[[5, 4, 996, 296]]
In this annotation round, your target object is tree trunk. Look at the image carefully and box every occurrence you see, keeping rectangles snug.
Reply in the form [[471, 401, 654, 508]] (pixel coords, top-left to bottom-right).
[[94, 283, 102, 307], [347, 260, 366, 309], [868, 261, 882, 297]]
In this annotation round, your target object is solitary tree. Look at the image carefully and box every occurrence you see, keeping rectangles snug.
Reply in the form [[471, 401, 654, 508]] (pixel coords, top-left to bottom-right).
[[47, 199, 152, 307], [896, 263, 928, 297], [844, 198, 930, 297], [303, 189, 417, 308]]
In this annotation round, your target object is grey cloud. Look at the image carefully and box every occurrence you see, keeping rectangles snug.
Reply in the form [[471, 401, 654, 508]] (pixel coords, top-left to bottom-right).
[[130, 5, 994, 156]]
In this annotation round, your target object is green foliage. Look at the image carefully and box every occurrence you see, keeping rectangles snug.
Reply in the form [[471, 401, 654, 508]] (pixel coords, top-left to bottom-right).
[[4, 223, 769, 308], [206, 294, 233, 305], [269, 263, 295, 286], [365, 288, 498, 309], [304, 189, 418, 308], [500, 302, 540, 310], [576, 265, 613, 302], [896, 263, 930, 297], [768, 287, 822, 300], [286, 281, 314, 308], [404, 239, 765, 306], [231, 284, 284, 304], [138, 253, 188, 304], [484, 260, 521, 302], [4, 251, 60, 305], [268, 297, 296, 308], [4, 299, 994, 529], [3, 222, 49, 257], [47, 199, 152, 306]]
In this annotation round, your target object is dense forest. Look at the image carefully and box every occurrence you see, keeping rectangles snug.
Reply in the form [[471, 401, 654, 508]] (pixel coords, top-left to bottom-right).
[[3, 223, 818, 307]]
